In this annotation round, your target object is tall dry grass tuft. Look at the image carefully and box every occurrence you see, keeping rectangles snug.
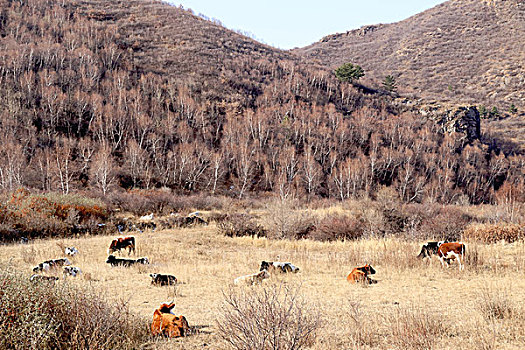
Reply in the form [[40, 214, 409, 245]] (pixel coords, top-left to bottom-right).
[[216, 283, 321, 350], [386, 306, 447, 350], [0, 265, 149, 350]]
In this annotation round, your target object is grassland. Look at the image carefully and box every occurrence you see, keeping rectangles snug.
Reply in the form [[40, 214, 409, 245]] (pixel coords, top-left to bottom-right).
[[2, 221, 525, 349]]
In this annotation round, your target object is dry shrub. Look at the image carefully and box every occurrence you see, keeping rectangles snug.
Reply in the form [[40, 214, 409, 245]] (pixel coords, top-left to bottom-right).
[[216, 284, 321, 350], [217, 213, 266, 238], [0, 189, 108, 242], [263, 201, 316, 239], [463, 223, 524, 243], [346, 302, 379, 347], [0, 266, 149, 349], [478, 286, 522, 321], [310, 214, 364, 241], [386, 306, 447, 350], [402, 204, 472, 240]]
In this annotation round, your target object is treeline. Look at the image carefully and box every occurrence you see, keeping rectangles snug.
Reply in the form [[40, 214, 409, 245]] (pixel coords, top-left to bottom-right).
[[0, 0, 524, 205]]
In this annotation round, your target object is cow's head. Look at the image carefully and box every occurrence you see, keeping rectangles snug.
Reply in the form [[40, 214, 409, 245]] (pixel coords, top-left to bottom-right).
[[106, 255, 116, 263], [362, 264, 376, 275], [158, 303, 176, 314], [108, 240, 118, 254], [417, 244, 431, 259], [260, 261, 271, 271]]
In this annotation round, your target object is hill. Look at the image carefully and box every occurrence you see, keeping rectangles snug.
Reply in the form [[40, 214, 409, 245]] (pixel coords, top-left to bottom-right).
[[296, 0, 525, 113], [0, 0, 523, 205]]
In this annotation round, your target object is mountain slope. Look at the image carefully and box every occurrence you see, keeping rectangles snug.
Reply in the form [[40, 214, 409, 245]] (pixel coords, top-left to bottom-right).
[[0, 0, 523, 204], [295, 0, 525, 111]]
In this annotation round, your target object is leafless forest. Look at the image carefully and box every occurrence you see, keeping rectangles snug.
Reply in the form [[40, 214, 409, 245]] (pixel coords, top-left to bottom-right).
[[0, 0, 523, 205]]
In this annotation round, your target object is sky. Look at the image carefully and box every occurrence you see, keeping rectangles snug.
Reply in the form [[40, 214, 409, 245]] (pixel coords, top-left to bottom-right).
[[169, 1, 448, 49]]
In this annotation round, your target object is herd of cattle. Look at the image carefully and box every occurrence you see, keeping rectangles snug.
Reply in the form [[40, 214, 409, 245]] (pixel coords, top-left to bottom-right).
[[26, 224, 467, 339]]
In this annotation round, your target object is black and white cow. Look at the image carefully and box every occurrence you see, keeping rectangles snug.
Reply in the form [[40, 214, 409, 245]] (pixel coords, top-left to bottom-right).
[[63, 266, 82, 277], [150, 273, 178, 286], [260, 261, 300, 273], [65, 247, 79, 256], [106, 255, 149, 267], [33, 258, 71, 272], [417, 241, 448, 259]]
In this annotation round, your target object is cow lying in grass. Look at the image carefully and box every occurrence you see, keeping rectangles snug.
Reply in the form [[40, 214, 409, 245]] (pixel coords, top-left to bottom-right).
[[33, 258, 71, 272], [347, 264, 377, 284], [234, 269, 270, 286], [150, 273, 177, 286], [106, 255, 149, 267], [151, 303, 190, 338], [63, 266, 81, 277], [64, 247, 79, 256], [260, 261, 300, 273]]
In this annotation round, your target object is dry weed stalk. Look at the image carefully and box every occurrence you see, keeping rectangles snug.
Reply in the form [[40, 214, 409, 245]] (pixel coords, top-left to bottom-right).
[[216, 283, 321, 350]]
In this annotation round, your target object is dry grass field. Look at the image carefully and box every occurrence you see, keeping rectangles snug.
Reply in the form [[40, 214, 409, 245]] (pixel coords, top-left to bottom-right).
[[2, 221, 525, 349]]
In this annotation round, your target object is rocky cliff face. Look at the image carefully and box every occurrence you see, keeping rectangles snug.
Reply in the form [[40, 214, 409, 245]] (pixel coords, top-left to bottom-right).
[[419, 104, 481, 143]]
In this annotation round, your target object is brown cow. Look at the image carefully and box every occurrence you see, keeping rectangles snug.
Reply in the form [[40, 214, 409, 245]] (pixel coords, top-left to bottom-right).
[[151, 303, 190, 338], [437, 242, 465, 270], [108, 236, 135, 255], [347, 264, 377, 284]]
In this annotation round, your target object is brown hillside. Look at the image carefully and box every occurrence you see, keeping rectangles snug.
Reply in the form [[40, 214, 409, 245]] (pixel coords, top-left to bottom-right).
[[1, 0, 524, 205], [296, 0, 525, 112]]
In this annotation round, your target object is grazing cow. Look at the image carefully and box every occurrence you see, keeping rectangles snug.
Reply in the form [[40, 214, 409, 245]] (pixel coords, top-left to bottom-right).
[[33, 258, 71, 272], [106, 255, 149, 267], [260, 261, 300, 274], [63, 266, 82, 277], [151, 303, 190, 338], [108, 236, 135, 255], [234, 269, 270, 286], [150, 273, 178, 286], [347, 264, 377, 284], [437, 242, 466, 270], [30, 274, 59, 283], [417, 240, 448, 259], [65, 247, 79, 256]]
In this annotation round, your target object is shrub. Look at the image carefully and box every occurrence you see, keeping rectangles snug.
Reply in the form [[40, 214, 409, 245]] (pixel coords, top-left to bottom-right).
[[0, 266, 149, 349], [263, 201, 316, 239], [216, 284, 321, 350], [217, 213, 267, 238], [0, 189, 109, 242], [402, 204, 472, 240], [310, 214, 364, 241], [463, 223, 524, 243]]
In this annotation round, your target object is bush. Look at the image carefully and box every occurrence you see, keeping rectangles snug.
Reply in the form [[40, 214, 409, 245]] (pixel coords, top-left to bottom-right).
[[263, 201, 316, 239], [0, 189, 109, 242], [0, 266, 149, 349], [217, 213, 267, 238], [217, 284, 321, 350], [401, 204, 473, 240], [309, 214, 364, 241], [463, 223, 524, 243]]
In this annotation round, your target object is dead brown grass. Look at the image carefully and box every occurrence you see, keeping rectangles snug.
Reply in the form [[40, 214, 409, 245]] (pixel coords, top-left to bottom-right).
[[1, 220, 525, 349]]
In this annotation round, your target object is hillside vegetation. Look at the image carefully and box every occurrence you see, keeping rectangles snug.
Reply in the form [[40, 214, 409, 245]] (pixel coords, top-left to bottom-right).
[[0, 0, 524, 206], [296, 0, 525, 145]]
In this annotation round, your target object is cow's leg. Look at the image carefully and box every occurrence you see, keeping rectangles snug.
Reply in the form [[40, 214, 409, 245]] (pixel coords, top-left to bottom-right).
[[438, 256, 446, 268]]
